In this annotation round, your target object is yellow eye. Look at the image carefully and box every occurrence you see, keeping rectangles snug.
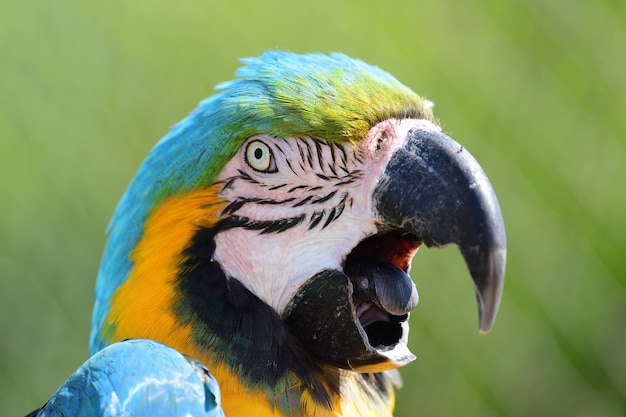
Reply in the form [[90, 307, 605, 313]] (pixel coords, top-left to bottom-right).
[[245, 140, 277, 173]]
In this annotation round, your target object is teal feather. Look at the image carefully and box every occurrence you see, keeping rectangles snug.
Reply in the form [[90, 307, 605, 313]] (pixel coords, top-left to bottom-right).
[[33, 339, 223, 417]]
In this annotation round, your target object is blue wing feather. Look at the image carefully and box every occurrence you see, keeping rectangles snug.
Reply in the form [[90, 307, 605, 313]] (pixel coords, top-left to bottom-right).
[[33, 339, 223, 417]]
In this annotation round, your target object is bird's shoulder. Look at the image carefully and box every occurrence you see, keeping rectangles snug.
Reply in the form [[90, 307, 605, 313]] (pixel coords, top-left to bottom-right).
[[29, 339, 223, 417]]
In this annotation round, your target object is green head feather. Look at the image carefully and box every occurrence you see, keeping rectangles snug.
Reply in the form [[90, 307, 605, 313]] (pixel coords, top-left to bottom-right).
[[224, 51, 435, 144]]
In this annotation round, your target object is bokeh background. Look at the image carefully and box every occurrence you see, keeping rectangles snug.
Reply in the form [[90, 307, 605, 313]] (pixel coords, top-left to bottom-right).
[[2, 0, 625, 415]]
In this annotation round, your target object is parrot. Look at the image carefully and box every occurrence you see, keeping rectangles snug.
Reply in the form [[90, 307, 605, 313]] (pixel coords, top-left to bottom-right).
[[28, 51, 506, 417]]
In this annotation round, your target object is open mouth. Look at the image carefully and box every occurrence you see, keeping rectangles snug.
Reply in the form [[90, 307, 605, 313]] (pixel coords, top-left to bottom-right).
[[344, 231, 421, 350], [283, 230, 423, 371]]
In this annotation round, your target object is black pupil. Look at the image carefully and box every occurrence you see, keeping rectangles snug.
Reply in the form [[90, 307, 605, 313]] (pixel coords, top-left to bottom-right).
[[254, 147, 263, 160]]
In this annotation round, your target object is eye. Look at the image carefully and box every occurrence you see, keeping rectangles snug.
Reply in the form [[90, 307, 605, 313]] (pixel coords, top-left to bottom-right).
[[245, 140, 277, 173]]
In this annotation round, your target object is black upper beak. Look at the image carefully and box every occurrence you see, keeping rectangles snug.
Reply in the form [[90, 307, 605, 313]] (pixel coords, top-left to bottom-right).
[[374, 128, 506, 333]]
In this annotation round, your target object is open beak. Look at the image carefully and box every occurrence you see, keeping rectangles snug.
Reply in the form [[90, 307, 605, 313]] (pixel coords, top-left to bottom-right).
[[284, 127, 506, 371]]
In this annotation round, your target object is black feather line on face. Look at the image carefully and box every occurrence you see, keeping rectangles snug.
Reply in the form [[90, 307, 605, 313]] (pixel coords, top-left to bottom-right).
[[309, 190, 337, 204], [297, 141, 306, 165], [328, 140, 337, 165], [322, 208, 337, 229], [337, 144, 349, 169], [292, 195, 314, 208], [268, 183, 288, 191], [287, 184, 308, 193], [327, 160, 338, 177], [284, 157, 297, 175], [225, 214, 306, 234], [174, 221, 340, 412], [308, 211, 323, 230], [303, 139, 314, 169], [222, 197, 299, 217], [313, 139, 325, 173], [235, 169, 258, 184]]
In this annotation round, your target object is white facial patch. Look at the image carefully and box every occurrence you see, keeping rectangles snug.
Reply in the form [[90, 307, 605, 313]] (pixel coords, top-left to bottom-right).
[[212, 118, 440, 314]]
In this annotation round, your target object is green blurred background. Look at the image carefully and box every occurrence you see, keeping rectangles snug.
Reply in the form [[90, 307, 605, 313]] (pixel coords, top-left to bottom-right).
[[2, 0, 625, 415]]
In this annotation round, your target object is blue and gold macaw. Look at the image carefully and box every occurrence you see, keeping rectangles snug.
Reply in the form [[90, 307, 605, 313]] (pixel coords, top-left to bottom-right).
[[29, 51, 506, 417]]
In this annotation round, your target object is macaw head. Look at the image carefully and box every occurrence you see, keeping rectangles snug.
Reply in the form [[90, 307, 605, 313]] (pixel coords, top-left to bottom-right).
[[91, 51, 506, 414]]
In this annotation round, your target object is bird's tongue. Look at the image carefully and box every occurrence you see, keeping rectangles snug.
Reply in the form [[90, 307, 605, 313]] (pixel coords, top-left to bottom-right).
[[344, 257, 418, 318]]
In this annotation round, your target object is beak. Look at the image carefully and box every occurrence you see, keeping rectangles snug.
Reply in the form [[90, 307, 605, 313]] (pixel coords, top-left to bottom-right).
[[374, 127, 506, 333]]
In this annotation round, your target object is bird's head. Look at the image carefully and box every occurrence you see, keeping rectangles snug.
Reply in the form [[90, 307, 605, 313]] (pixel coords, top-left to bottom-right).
[[91, 51, 505, 398]]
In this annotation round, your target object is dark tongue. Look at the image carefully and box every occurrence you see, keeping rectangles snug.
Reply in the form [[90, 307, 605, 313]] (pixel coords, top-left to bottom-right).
[[344, 257, 418, 316]]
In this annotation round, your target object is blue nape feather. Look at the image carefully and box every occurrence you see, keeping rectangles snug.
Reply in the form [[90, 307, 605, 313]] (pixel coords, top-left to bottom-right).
[[34, 339, 223, 417]]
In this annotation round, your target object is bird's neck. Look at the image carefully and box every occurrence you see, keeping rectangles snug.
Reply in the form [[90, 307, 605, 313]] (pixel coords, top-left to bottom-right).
[[103, 186, 394, 416]]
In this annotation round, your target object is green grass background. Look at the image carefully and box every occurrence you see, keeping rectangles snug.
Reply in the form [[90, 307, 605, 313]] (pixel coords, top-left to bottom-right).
[[2, 0, 625, 415]]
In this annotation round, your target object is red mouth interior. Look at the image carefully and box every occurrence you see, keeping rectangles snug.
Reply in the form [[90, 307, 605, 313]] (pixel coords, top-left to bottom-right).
[[349, 231, 422, 272]]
